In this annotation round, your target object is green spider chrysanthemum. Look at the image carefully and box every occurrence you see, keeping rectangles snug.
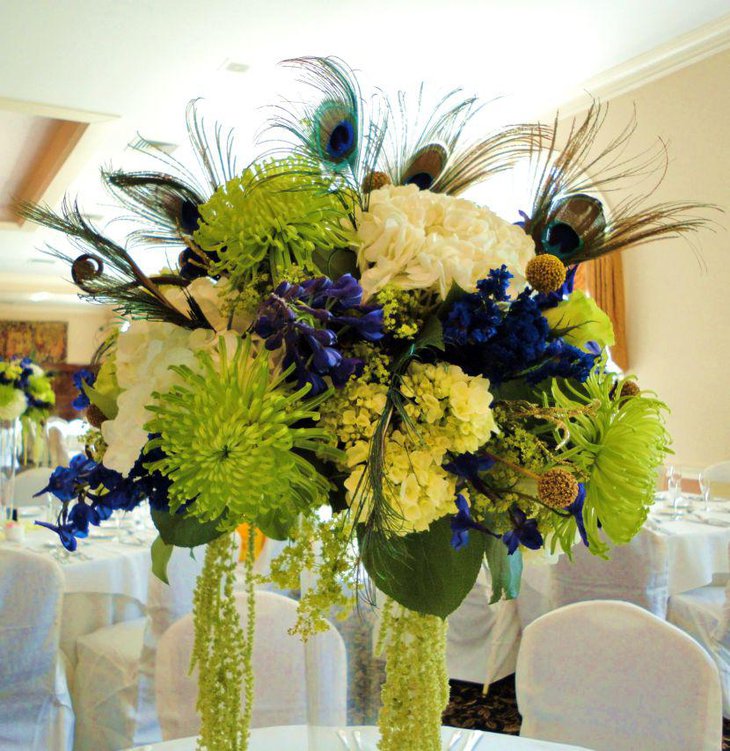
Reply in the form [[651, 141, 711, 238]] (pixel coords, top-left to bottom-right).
[[194, 157, 354, 289], [548, 371, 671, 556], [144, 335, 340, 527]]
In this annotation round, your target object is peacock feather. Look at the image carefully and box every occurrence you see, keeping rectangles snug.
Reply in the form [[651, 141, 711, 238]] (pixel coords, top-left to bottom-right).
[[268, 56, 387, 197], [380, 87, 544, 196], [18, 198, 210, 329], [103, 102, 237, 250], [523, 102, 711, 264]]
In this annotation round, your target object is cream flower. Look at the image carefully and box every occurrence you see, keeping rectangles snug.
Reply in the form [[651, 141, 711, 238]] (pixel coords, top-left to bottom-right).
[[355, 184, 535, 300], [102, 321, 217, 474], [0, 386, 27, 421], [343, 361, 498, 536]]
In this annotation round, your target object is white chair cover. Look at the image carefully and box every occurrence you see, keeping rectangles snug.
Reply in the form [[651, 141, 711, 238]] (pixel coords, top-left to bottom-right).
[[12, 466, 53, 507], [156, 590, 348, 740], [73, 545, 204, 751], [668, 541, 730, 716], [447, 566, 521, 686], [0, 548, 74, 751], [551, 529, 669, 618], [516, 600, 723, 751]]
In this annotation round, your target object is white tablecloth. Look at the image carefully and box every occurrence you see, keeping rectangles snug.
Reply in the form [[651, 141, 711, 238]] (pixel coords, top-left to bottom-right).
[[648, 500, 730, 594], [1, 511, 154, 660], [127, 725, 595, 750]]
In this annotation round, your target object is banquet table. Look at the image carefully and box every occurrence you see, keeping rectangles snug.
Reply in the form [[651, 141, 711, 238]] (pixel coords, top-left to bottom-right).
[[1, 507, 155, 661], [126, 726, 596, 750], [646, 496, 730, 594]]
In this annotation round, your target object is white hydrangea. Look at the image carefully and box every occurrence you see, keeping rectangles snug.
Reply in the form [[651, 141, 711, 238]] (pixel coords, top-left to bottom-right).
[[102, 321, 219, 474], [344, 361, 498, 535], [355, 184, 535, 300], [0, 386, 27, 421]]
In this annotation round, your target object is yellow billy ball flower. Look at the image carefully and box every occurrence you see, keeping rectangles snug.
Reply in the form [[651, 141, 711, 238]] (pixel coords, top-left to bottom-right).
[[537, 468, 579, 510], [526, 253, 567, 294]]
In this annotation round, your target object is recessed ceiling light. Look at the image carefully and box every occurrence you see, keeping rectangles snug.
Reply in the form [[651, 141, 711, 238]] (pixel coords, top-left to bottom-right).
[[128, 137, 178, 155], [29, 291, 51, 302], [223, 60, 250, 74]]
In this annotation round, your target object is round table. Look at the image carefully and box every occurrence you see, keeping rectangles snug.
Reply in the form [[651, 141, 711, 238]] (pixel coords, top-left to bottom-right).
[[647, 498, 730, 594], [2, 508, 155, 661], [126, 725, 595, 750]]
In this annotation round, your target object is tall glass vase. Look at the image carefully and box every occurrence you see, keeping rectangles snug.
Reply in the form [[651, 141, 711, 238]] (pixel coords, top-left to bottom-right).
[[0, 419, 19, 518], [303, 560, 386, 749]]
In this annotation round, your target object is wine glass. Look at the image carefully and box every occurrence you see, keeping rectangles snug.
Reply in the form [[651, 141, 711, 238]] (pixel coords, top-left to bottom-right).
[[699, 471, 712, 513], [668, 466, 685, 519]]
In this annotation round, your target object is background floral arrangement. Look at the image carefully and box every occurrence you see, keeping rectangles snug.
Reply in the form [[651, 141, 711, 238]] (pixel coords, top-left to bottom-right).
[[26, 57, 707, 751], [0, 356, 55, 422]]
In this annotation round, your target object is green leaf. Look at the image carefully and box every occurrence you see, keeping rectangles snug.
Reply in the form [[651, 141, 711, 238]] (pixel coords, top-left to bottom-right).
[[151, 507, 227, 548], [82, 381, 119, 419], [256, 506, 298, 541], [484, 534, 523, 604], [542, 289, 615, 350], [414, 316, 445, 353], [313, 247, 358, 280], [150, 535, 174, 584], [359, 515, 485, 618]]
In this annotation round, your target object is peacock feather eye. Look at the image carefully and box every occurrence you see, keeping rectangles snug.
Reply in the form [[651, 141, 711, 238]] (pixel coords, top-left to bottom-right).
[[401, 144, 447, 191], [315, 100, 357, 164], [541, 193, 606, 259]]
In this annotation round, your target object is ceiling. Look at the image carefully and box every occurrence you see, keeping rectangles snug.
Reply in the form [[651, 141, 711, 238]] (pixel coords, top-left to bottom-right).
[[0, 0, 728, 304]]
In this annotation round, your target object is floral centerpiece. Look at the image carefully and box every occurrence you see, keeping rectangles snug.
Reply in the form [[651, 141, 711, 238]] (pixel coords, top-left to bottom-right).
[[26, 58, 706, 751], [0, 356, 55, 423]]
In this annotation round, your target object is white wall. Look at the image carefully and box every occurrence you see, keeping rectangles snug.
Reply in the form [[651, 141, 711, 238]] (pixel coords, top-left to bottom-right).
[[566, 48, 730, 468]]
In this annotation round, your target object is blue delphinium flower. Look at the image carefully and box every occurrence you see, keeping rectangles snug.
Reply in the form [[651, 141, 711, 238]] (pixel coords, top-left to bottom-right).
[[444, 452, 495, 497], [502, 505, 543, 554], [449, 493, 499, 551], [566, 482, 589, 547], [534, 265, 578, 310], [35, 454, 97, 502], [526, 339, 597, 385], [72, 368, 96, 410], [35, 520, 79, 551], [254, 273, 383, 395], [478, 291, 550, 383]]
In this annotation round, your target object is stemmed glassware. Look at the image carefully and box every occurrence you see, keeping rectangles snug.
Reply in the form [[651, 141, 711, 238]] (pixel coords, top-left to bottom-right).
[[699, 471, 712, 513], [667, 465, 685, 519]]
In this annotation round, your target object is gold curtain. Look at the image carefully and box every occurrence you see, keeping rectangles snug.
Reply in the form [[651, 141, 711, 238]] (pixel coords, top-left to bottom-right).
[[574, 254, 628, 371]]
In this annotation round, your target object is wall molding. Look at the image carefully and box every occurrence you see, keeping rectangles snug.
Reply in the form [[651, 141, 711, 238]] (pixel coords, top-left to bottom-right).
[[556, 12, 730, 117]]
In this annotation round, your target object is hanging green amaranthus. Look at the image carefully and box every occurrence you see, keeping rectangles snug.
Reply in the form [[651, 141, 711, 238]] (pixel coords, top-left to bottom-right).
[[192, 532, 256, 751], [376, 598, 450, 751]]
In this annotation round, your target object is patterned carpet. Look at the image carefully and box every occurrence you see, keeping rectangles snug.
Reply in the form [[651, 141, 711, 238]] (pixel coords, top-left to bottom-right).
[[444, 676, 730, 749]]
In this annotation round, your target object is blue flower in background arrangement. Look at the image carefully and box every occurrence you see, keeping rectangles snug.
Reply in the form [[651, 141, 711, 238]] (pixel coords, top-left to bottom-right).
[[254, 273, 384, 395], [72, 368, 96, 410], [502, 505, 543, 555]]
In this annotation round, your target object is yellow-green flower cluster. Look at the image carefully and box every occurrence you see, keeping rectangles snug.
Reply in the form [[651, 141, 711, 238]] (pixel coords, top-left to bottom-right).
[[320, 379, 389, 457], [266, 514, 357, 640], [376, 598, 449, 751], [194, 157, 354, 289], [374, 286, 428, 339], [192, 533, 254, 751], [400, 362, 497, 455], [344, 362, 497, 535]]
